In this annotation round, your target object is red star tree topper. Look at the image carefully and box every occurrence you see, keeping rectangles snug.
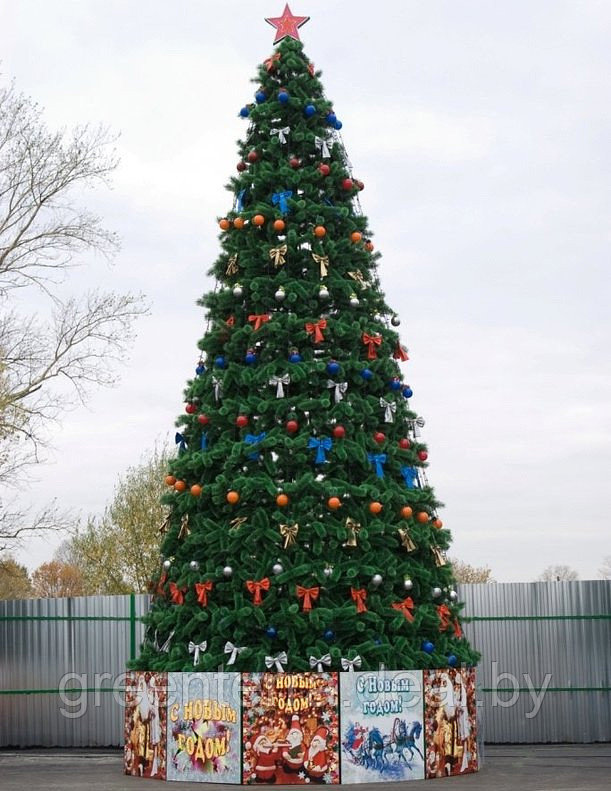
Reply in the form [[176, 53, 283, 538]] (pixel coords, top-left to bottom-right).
[[265, 3, 310, 44]]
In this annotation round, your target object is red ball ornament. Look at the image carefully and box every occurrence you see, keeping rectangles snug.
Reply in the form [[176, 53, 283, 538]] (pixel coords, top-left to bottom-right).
[[185, 403, 197, 414], [416, 511, 429, 524], [369, 501, 383, 515], [399, 438, 410, 450], [365, 241, 374, 252], [327, 496, 341, 510], [247, 150, 259, 163], [319, 163, 330, 176], [342, 178, 354, 190], [190, 484, 202, 497], [433, 518, 443, 529], [332, 425, 346, 439], [289, 157, 301, 169], [197, 414, 209, 426], [236, 161, 247, 172], [374, 431, 386, 444], [276, 493, 289, 507], [219, 218, 231, 231], [314, 225, 326, 238], [418, 450, 429, 462], [286, 419, 299, 434], [355, 179, 365, 190], [227, 490, 240, 505], [174, 480, 186, 493], [236, 415, 249, 428], [165, 475, 176, 487]]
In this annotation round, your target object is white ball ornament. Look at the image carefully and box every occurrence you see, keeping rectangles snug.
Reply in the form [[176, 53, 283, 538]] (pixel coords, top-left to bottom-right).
[[372, 573, 383, 586], [349, 293, 360, 307], [318, 285, 330, 300], [272, 563, 284, 575], [189, 560, 199, 571], [222, 565, 233, 578], [162, 559, 172, 570], [449, 590, 458, 601], [403, 578, 413, 591], [432, 586, 442, 598], [323, 566, 333, 578], [232, 283, 243, 298], [275, 286, 286, 302]]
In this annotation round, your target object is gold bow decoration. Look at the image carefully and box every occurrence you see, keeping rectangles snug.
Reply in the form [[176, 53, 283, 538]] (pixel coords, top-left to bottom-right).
[[348, 269, 368, 290], [431, 546, 447, 567], [279, 523, 299, 549], [158, 513, 171, 536], [397, 528, 416, 552], [311, 252, 329, 277], [269, 244, 287, 268], [225, 254, 239, 276], [229, 516, 247, 532], [178, 514, 191, 540], [344, 517, 361, 548]]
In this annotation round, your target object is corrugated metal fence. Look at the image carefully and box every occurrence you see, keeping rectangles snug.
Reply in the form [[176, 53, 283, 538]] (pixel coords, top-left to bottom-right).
[[0, 581, 609, 746]]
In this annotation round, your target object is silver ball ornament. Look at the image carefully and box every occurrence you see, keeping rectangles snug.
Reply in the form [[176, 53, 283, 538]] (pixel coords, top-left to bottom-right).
[[403, 578, 413, 591], [222, 565, 233, 578], [189, 560, 199, 571], [432, 586, 442, 598], [272, 563, 284, 575], [232, 284, 243, 298], [449, 590, 458, 601], [349, 293, 360, 308], [162, 559, 172, 570], [391, 315, 401, 326], [275, 287, 286, 302], [323, 566, 333, 578], [372, 573, 383, 586], [318, 286, 330, 300]]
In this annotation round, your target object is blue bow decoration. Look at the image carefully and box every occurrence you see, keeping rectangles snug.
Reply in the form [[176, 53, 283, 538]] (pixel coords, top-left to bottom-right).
[[272, 190, 293, 215], [175, 432, 187, 455], [401, 465, 419, 489], [368, 452, 387, 479], [200, 433, 208, 451], [308, 436, 333, 465], [323, 196, 340, 214], [244, 432, 267, 460], [237, 189, 247, 211]]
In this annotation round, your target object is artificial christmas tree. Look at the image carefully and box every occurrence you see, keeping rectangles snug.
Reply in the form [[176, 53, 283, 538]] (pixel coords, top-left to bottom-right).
[[133, 9, 478, 680]]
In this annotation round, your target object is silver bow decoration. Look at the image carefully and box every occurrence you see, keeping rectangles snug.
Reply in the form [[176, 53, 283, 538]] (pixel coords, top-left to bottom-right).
[[188, 640, 207, 666], [309, 653, 332, 673], [269, 373, 290, 398], [315, 136, 330, 158], [408, 416, 426, 437], [380, 397, 397, 423], [212, 376, 223, 403], [270, 126, 290, 144], [341, 655, 363, 672], [224, 641, 246, 665], [327, 380, 348, 404], [155, 629, 175, 653], [265, 651, 288, 672]]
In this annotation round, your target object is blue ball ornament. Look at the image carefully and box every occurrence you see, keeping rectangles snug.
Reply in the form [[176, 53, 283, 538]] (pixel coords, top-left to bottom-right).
[[402, 386, 413, 399], [327, 360, 340, 375], [278, 90, 289, 104], [323, 629, 335, 642], [334, 120, 343, 130], [245, 352, 257, 365], [361, 368, 374, 381], [448, 654, 458, 667], [255, 91, 266, 104], [214, 356, 226, 369], [422, 640, 435, 655], [195, 363, 206, 376], [374, 637, 382, 646], [326, 112, 337, 125], [239, 106, 250, 118], [289, 352, 303, 363], [304, 104, 316, 117], [265, 626, 277, 639], [389, 378, 401, 391]]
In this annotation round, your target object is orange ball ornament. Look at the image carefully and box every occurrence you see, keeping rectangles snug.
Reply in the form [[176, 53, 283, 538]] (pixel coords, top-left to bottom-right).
[[276, 493, 289, 507], [226, 490, 240, 505], [174, 480, 186, 493], [433, 518, 444, 529], [252, 214, 265, 226], [219, 218, 231, 231], [400, 506, 413, 520], [233, 217, 245, 229], [350, 231, 362, 243], [273, 219, 286, 232], [190, 484, 202, 497], [314, 225, 326, 238], [416, 511, 429, 524], [165, 475, 176, 487], [369, 501, 383, 515], [327, 496, 341, 510]]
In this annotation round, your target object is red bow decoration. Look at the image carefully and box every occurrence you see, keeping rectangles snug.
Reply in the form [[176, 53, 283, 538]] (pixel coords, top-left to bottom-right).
[[351, 587, 368, 614], [155, 572, 167, 597], [248, 313, 271, 331], [305, 319, 327, 344], [437, 604, 452, 631], [264, 52, 281, 72], [225, 315, 235, 327], [391, 596, 415, 622], [195, 581, 214, 607], [246, 577, 270, 605], [169, 582, 186, 605], [454, 618, 463, 639], [393, 342, 409, 362], [296, 585, 320, 612], [362, 332, 382, 359], [308, 61, 315, 76]]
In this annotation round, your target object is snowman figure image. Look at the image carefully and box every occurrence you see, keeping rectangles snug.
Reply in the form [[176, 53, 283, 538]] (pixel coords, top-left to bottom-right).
[[282, 714, 305, 772], [305, 725, 329, 781]]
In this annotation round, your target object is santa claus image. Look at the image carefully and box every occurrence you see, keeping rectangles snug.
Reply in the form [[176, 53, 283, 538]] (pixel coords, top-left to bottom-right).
[[304, 725, 329, 780], [253, 730, 279, 783], [282, 715, 305, 772]]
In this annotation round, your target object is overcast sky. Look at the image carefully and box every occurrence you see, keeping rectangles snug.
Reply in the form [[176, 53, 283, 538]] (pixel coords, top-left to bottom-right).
[[3, 0, 610, 581]]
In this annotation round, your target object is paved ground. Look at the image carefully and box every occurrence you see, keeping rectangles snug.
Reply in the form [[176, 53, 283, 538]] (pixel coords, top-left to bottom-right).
[[0, 745, 610, 790]]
